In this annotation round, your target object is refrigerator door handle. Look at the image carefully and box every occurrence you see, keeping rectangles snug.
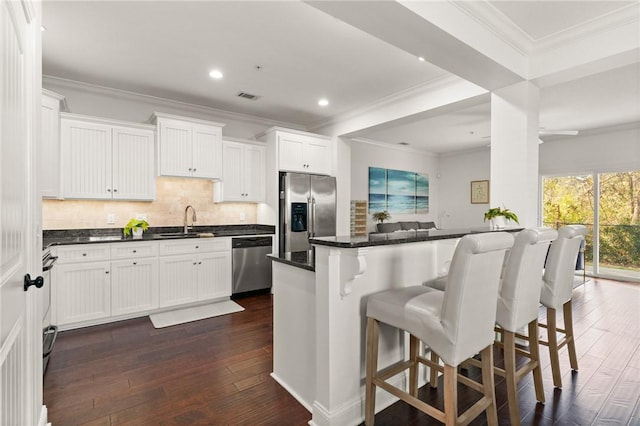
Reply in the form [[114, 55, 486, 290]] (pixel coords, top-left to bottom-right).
[[307, 196, 313, 239], [311, 197, 316, 237]]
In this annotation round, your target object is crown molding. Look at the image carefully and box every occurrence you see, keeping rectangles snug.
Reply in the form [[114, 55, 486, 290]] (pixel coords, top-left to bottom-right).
[[42, 75, 304, 130], [350, 137, 438, 158], [308, 74, 465, 133], [533, 2, 640, 52], [450, 1, 533, 55]]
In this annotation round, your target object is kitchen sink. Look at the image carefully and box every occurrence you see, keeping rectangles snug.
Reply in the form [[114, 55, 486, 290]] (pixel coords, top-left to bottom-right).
[[155, 232, 199, 239]]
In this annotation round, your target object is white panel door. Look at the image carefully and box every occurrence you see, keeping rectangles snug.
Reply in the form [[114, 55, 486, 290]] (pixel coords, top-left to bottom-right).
[[111, 258, 159, 316], [304, 138, 331, 175], [278, 134, 305, 172], [62, 119, 112, 199], [158, 255, 197, 307], [158, 118, 192, 177], [40, 93, 61, 198], [197, 252, 232, 301], [0, 1, 41, 424], [112, 126, 155, 200], [54, 261, 111, 326], [192, 124, 222, 179], [244, 145, 265, 202], [221, 141, 244, 201]]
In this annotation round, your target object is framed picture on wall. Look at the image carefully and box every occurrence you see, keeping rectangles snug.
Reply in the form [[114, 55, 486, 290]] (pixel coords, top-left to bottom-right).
[[470, 180, 489, 204]]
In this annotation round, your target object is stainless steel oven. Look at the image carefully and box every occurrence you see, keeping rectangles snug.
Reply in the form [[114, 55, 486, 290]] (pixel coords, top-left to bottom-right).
[[42, 251, 58, 375]]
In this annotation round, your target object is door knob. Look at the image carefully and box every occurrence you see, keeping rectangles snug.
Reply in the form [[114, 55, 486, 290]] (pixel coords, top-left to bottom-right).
[[24, 274, 44, 292]]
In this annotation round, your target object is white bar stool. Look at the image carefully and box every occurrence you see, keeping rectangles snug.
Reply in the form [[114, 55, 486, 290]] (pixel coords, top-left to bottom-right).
[[539, 224, 588, 388], [364, 232, 514, 426]]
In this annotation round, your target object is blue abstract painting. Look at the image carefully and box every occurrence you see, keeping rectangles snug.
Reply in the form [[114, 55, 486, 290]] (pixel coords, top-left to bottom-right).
[[368, 167, 429, 214]]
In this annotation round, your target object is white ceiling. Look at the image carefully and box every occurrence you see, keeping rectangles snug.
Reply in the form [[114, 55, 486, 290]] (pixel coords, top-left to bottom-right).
[[42, 1, 640, 154]]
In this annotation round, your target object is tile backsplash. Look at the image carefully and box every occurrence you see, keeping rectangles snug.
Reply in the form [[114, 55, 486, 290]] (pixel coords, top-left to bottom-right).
[[42, 176, 258, 230]]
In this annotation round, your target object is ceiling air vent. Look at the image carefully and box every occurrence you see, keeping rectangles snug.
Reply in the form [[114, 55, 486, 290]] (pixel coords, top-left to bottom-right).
[[237, 92, 260, 101]]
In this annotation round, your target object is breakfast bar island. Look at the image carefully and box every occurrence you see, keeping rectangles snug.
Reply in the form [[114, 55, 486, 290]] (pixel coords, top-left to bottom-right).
[[269, 227, 520, 426]]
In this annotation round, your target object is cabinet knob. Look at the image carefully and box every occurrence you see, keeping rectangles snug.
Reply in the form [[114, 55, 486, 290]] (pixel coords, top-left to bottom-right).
[[193, 262, 197, 265], [195, 246, 199, 249], [105, 270, 110, 274], [82, 253, 87, 256], [107, 188, 112, 192], [193, 168, 197, 172], [133, 262, 137, 265], [113, 189, 118, 193], [188, 168, 193, 171], [132, 250, 137, 253], [198, 261, 202, 265]]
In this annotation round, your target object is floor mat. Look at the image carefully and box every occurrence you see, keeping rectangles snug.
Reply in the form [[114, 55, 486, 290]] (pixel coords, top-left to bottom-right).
[[149, 301, 244, 328]]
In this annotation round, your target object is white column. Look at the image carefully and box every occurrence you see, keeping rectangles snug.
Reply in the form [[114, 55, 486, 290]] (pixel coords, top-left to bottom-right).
[[490, 81, 540, 227]]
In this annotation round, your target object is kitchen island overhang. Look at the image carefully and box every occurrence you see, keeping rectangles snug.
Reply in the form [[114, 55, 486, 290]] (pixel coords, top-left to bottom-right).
[[270, 227, 521, 426]]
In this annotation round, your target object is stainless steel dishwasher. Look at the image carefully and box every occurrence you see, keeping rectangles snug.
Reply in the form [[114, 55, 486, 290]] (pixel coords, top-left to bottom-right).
[[232, 236, 273, 295]]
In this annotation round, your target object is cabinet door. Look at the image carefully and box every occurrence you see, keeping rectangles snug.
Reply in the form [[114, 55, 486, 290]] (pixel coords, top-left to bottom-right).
[[111, 258, 159, 316], [304, 137, 331, 175], [278, 134, 305, 172], [158, 118, 192, 177], [41, 95, 61, 198], [61, 119, 112, 199], [244, 144, 265, 202], [192, 124, 222, 179], [54, 261, 111, 325], [197, 251, 232, 301], [158, 255, 197, 307], [112, 126, 155, 200], [221, 141, 245, 201]]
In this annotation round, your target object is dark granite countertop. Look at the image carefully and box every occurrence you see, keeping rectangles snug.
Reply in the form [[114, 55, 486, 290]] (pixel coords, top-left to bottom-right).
[[268, 250, 315, 272], [43, 224, 274, 249], [309, 227, 523, 249]]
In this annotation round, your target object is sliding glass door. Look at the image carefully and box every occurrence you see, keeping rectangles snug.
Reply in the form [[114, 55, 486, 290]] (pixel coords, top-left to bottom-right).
[[542, 171, 639, 281]]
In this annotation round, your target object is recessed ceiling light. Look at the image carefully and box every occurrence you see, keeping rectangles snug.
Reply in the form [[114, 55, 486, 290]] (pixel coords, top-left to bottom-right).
[[318, 98, 329, 107], [41, 25, 46, 31], [209, 70, 223, 79], [417, 56, 425, 62]]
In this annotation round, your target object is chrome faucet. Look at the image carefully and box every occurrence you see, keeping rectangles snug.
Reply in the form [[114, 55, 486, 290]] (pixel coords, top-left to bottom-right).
[[184, 205, 197, 233]]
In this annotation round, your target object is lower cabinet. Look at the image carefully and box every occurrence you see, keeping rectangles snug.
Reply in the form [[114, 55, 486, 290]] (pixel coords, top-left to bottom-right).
[[55, 261, 111, 325], [111, 258, 159, 316], [52, 238, 232, 329], [158, 239, 232, 308]]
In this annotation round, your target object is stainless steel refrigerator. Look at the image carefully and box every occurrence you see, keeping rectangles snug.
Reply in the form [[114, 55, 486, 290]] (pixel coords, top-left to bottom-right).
[[279, 172, 336, 254]]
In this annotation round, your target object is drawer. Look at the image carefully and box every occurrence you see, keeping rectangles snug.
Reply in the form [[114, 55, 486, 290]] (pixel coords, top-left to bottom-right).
[[159, 237, 230, 256], [55, 244, 111, 263], [110, 241, 158, 259]]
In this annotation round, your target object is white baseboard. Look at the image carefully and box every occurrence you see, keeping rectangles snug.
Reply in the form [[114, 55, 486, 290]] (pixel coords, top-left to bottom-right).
[[38, 405, 49, 426], [270, 372, 313, 413]]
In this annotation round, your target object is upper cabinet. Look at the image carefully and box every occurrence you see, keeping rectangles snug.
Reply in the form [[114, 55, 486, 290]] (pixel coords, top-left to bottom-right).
[[259, 128, 332, 176], [216, 139, 265, 203], [61, 113, 156, 200], [152, 112, 225, 179], [41, 90, 66, 198]]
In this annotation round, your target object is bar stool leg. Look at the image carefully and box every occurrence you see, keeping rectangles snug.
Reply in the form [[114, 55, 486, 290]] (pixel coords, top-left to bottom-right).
[[429, 351, 439, 387], [564, 300, 579, 371], [480, 345, 499, 426], [528, 320, 545, 403], [365, 317, 379, 425], [443, 364, 458, 426], [503, 331, 521, 426], [546, 307, 563, 388], [409, 335, 419, 397]]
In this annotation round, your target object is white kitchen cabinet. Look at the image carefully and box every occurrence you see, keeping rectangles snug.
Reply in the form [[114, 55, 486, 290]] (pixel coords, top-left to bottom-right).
[[218, 140, 265, 202], [153, 112, 225, 179], [158, 238, 232, 307], [196, 251, 232, 301], [61, 113, 155, 200], [278, 132, 331, 175], [111, 258, 159, 316], [54, 260, 111, 326], [41, 90, 65, 198]]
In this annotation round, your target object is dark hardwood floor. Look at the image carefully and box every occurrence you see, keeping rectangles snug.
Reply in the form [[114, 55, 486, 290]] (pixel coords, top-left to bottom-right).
[[44, 278, 639, 425]]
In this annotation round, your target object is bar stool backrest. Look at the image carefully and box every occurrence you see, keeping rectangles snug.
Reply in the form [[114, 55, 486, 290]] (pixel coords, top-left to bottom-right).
[[497, 227, 558, 331], [441, 232, 514, 365], [541, 225, 588, 309]]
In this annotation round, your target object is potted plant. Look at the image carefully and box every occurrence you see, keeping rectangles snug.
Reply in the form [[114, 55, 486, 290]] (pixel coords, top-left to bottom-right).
[[372, 210, 391, 224], [484, 206, 519, 229], [123, 218, 149, 239]]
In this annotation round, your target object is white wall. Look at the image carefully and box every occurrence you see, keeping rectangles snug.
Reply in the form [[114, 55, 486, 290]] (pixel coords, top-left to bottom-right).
[[43, 76, 303, 139], [539, 123, 640, 175], [438, 148, 491, 228], [350, 140, 439, 233]]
